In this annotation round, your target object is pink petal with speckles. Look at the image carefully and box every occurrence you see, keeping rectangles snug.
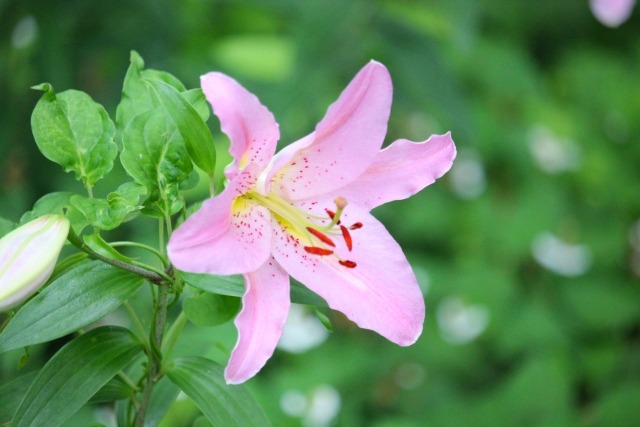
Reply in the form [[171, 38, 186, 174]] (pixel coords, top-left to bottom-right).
[[271, 201, 424, 346], [332, 133, 456, 210], [201, 72, 280, 180], [168, 167, 272, 275], [261, 61, 392, 200], [225, 257, 290, 384]]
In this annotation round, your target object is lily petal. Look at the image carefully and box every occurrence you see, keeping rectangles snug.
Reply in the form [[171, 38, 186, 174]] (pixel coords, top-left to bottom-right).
[[272, 202, 424, 345], [264, 61, 392, 199], [167, 167, 271, 275], [201, 72, 280, 179], [334, 133, 456, 210], [225, 257, 290, 384]]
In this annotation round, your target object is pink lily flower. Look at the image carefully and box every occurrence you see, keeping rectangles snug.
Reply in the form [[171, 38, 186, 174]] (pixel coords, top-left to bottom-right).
[[168, 61, 456, 384], [590, 0, 636, 27]]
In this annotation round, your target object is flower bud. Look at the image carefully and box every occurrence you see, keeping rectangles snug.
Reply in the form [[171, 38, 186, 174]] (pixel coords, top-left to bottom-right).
[[0, 215, 70, 311]]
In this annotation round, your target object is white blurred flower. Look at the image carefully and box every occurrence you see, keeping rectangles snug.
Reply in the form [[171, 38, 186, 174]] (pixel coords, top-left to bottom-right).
[[304, 385, 341, 427], [436, 297, 489, 345], [280, 390, 308, 417], [280, 385, 341, 427], [0, 215, 70, 311], [277, 304, 329, 354], [531, 232, 592, 277], [449, 150, 486, 200], [590, 0, 636, 27], [11, 15, 38, 49], [528, 126, 581, 174]]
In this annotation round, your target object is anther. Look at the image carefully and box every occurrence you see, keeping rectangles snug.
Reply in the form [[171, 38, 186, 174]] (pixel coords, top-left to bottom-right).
[[307, 227, 335, 247], [340, 225, 353, 251], [325, 209, 341, 225], [339, 260, 357, 268], [349, 222, 363, 230], [304, 246, 334, 256]]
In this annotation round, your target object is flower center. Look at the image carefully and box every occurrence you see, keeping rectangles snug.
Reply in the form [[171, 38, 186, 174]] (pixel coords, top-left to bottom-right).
[[245, 191, 361, 268]]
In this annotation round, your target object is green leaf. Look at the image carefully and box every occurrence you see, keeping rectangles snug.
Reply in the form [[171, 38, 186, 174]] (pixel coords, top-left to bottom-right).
[[146, 79, 216, 176], [115, 51, 194, 147], [89, 375, 133, 403], [184, 292, 241, 326], [290, 278, 327, 306], [314, 308, 333, 332], [0, 261, 144, 353], [183, 88, 211, 122], [70, 182, 145, 230], [31, 83, 117, 188], [121, 108, 193, 217], [166, 356, 272, 427], [0, 217, 15, 238], [83, 232, 134, 262], [143, 376, 181, 427], [0, 371, 37, 424], [182, 272, 244, 297], [20, 192, 90, 234], [181, 272, 326, 306], [11, 326, 143, 427]]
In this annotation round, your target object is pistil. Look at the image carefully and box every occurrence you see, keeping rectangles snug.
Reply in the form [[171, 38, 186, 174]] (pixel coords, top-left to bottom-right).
[[246, 190, 360, 268]]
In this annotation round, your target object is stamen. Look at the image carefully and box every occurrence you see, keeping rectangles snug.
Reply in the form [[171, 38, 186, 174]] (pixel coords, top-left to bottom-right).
[[334, 197, 348, 209], [349, 222, 363, 230], [306, 227, 335, 247], [304, 246, 334, 256], [340, 225, 353, 251], [325, 197, 348, 229], [339, 260, 357, 268]]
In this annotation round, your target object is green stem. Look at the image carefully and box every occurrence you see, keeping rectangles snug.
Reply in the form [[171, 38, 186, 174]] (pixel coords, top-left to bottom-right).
[[134, 283, 170, 427], [66, 228, 165, 285], [117, 371, 140, 394], [111, 241, 168, 267], [124, 301, 148, 346], [161, 311, 188, 363]]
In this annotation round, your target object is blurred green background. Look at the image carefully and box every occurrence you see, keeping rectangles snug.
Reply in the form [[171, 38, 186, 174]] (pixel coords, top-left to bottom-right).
[[2, 0, 640, 426]]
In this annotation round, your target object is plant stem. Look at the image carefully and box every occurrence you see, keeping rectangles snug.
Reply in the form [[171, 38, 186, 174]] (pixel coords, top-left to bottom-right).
[[161, 311, 188, 363], [133, 283, 170, 427], [124, 301, 148, 345], [66, 228, 165, 285], [112, 241, 168, 267]]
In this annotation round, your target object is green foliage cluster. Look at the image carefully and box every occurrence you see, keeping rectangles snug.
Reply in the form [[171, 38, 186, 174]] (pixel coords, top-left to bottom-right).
[[1, 0, 640, 426]]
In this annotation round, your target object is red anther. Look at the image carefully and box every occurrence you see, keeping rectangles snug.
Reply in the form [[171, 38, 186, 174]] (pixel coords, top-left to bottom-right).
[[339, 260, 357, 268], [306, 227, 335, 247], [349, 222, 363, 230], [325, 209, 341, 224], [340, 225, 353, 251], [304, 246, 334, 256]]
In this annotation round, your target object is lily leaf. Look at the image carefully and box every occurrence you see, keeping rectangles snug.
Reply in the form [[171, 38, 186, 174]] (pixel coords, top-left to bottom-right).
[[121, 108, 193, 217], [166, 356, 271, 427], [11, 326, 143, 427], [31, 83, 117, 188], [181, 272, 327, 306], [146, 79, 216, 176], [0, 261, 144, 353]]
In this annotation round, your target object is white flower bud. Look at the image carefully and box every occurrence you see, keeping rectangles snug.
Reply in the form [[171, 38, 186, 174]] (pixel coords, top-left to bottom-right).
[[0, 215, 70, 311]]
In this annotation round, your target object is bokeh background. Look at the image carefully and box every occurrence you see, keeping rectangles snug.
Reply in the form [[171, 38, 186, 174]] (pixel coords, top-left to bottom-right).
[[2, 0, 640, 426]]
